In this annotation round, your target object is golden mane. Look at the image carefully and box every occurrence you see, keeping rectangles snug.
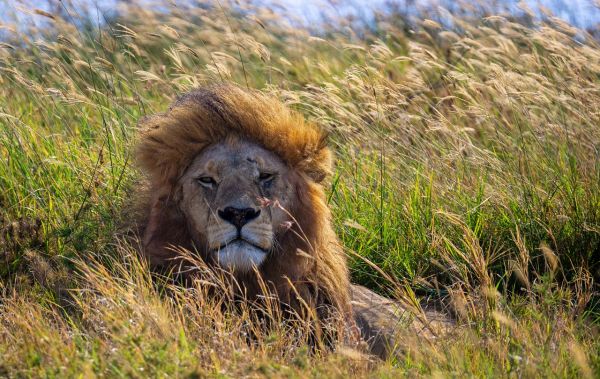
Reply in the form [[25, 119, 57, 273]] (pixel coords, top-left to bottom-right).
[[136, 84, 332, 188]]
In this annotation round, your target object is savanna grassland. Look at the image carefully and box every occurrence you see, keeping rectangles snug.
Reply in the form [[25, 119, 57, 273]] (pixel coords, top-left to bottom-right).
[[1, 1, 599, 377]]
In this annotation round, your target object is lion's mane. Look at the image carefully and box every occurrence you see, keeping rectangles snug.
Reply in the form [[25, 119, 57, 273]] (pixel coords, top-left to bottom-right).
[[134, 84, 351, 322]]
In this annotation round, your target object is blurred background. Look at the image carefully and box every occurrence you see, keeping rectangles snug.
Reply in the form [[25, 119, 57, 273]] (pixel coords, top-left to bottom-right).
[[2, 1, 600, 37]]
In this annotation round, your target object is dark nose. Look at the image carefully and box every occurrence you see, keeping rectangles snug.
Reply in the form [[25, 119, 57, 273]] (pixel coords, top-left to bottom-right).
[[218, 207, 260, 229]]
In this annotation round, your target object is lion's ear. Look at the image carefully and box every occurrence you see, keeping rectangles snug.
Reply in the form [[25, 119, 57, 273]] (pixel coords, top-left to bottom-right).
[[303, 146, 333, 184], [142, 190, 192, 266]]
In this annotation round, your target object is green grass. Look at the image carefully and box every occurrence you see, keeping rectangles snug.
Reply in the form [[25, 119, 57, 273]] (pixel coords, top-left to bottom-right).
[[1, 1, 599, 377]]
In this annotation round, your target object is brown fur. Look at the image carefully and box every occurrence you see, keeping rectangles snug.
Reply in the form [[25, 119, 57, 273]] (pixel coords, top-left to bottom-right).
[[134, 84, 352, 329]]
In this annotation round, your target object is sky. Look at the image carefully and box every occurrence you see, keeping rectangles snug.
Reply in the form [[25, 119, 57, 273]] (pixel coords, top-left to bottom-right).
[[274, 0, 600, 30], [1, 0, 599, 31]]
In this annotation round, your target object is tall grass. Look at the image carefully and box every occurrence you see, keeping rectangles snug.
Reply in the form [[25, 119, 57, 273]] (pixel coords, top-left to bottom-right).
[[0, 0, 599, 376]]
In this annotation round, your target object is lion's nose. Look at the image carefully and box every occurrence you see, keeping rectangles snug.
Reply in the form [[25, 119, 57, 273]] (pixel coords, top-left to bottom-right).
[[218, 207, 261, 229]]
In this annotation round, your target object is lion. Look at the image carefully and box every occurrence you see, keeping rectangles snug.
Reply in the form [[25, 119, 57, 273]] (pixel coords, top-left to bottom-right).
[[133, 84, 452, 356], [134, 84, 353, 342]]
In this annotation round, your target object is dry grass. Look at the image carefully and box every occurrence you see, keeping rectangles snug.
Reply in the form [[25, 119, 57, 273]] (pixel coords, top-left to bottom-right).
[[0, 0, 599, 377]]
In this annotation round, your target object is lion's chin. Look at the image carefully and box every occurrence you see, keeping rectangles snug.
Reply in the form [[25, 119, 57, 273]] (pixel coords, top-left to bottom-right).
[[214, 241, 267, 272]]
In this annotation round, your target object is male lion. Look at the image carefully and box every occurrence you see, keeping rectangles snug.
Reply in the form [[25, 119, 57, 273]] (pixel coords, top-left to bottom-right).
[[134, 84, 450, 356], [135, 84, 352, 340]]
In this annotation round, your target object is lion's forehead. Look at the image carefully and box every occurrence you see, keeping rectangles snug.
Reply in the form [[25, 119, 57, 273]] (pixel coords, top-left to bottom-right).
[[182, 140, 292, 209], [187, 139, 286, 177]]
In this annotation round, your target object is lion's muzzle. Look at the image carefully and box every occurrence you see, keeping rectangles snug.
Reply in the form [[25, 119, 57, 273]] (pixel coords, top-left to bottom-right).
[[208, 205, 273, 272]]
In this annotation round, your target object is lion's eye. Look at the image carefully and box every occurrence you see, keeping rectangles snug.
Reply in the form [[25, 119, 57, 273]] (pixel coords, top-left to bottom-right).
[[197, 176, 216, 187], [259, 172, 274, 181]]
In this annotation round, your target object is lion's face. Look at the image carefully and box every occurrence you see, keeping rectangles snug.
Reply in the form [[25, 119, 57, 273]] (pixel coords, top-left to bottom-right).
[[137, 86, 351, 326], [179, 139, 295, 272]]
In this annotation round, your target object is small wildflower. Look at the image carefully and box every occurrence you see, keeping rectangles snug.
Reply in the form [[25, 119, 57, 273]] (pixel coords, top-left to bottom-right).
[[258, 197, 273, 207]]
